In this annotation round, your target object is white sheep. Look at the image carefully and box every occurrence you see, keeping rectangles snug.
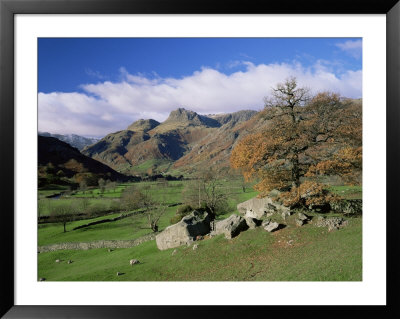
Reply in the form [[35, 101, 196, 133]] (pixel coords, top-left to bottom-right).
[[130, 259, 140, 266]]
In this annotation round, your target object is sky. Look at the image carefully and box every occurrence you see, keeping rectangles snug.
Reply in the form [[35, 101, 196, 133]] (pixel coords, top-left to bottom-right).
[[38, 38, 362, 137]]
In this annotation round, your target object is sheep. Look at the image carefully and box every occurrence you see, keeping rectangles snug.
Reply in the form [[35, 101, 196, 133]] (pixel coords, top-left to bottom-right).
[[129, 259, 140, 266]]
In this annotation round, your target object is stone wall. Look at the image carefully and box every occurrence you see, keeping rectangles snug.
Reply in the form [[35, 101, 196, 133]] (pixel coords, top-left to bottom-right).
[[330, 199, 362, 215], [38, 233, 156, 253]]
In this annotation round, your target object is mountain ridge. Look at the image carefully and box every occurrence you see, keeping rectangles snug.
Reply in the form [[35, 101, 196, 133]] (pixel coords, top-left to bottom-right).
[[38, 136, 128, 187], [82, 108, 257, 175], [38, 132, 100, 150]]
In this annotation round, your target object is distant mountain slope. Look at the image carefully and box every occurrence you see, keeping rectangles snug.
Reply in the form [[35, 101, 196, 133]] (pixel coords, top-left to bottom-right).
[[38, 132, 100, 150], [173, 110, 260, 173], [127, 119, 160, 132], [82, 108, 257, 175], [38, 136, 128, 187]]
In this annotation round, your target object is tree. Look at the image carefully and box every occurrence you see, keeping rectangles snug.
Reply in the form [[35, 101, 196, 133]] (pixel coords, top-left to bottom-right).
[[121, 185, 165, 232], [106, 180, 117, 193], [50, 202, 78, 233], [145, 203, 167, 232], [79, 180, 88, 194], [98, 178, 106, 193], [79, 198, 90, 215], [182, 168, 230, 219], [231, 77, 362, 208]]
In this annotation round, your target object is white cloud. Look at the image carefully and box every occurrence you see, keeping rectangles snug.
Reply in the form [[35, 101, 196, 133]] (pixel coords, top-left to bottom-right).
[[336, 40, 362, 59], [38, 61, 362, 136]]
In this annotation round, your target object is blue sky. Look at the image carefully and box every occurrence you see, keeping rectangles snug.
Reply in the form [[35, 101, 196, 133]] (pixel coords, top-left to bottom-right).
[[38, 38, 362, 136]]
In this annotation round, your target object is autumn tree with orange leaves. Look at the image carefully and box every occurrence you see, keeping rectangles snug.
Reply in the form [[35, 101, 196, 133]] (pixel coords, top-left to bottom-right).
[[230, 77, 362, 208]]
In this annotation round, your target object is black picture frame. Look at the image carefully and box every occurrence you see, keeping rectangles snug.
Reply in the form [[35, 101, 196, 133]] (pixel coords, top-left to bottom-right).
[[1, 0, 399, 318]]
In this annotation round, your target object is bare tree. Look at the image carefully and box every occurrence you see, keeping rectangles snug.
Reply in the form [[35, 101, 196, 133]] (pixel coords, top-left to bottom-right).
[[146, 203, 167, 232], [106, 180, 117, 193], [79, 180, 88, 194], [182, 168, 230, 219], [50, 202, 78, 233], [122, 185, 166, 232], [98, 178, 106, 193]]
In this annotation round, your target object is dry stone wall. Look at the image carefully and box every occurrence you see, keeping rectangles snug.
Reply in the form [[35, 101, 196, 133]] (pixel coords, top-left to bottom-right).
[[38, 233, 156, 253]]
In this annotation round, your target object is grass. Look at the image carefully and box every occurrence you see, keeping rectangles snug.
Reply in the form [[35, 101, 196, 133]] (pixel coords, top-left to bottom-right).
[[38, 179, 252, 245], [37, 197, 121, 216], [38, 205, 179, 246], [130, 159, 173, 175], [330, 185, 362, 199], [38, 217, 362, 281], [37, 179, 362, 281]]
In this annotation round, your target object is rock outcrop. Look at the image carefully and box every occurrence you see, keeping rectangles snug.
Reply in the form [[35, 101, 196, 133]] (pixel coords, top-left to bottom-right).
[[155, 210, 211, 250], [237, 196, 291, 220], [211, 214, 248, 239]]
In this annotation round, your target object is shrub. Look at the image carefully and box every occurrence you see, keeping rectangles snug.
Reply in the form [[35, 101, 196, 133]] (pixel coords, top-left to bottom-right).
[[170, 204, 193, 225], [176, 204, 192, 215]]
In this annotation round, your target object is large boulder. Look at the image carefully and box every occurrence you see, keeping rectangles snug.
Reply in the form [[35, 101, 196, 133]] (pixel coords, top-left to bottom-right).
[[156, 210, 211, 250], [263, 220, 281, 232], [211, 214, 248, 239], [237, 196, 291, 219]]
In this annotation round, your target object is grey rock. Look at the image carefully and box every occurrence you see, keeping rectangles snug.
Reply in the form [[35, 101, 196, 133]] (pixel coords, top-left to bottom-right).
[[297, 212, 310, 221], [55, 259, 60, 263], [295, 212, 310, 226], [295, 219, 305, 226], [264, 221, 281, 232], [156, 210, 211, 250], [211, 214, 248, 239], [237, 196, 290, 220], [245, 217, 258, 229], [261, 219, 271, 227]]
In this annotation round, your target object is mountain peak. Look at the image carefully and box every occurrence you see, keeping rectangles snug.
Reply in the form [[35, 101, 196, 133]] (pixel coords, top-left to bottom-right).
[[164, 108, 220, 128], [127, 119, 160, 132]]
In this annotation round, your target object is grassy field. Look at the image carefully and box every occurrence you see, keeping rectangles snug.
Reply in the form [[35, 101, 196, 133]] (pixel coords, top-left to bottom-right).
[[38, 216, 362, 281], [38, 180, 257, 246], [330, 185, 362, 199], [37, 179, 361, 281]]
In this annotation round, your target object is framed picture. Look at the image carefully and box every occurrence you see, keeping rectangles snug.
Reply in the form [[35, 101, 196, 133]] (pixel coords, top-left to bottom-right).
[[1, 0, 399, 317]]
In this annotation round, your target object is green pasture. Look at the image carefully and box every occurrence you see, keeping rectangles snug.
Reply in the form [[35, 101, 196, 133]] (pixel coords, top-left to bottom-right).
[[37, 178, 362, 281], [330, 185, 362, 199], [38, 217, 362, 281], [38, 179, 257, 246]]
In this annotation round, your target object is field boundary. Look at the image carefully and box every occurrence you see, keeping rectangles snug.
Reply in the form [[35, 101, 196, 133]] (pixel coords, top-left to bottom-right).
[[37, 233, 156, 253]]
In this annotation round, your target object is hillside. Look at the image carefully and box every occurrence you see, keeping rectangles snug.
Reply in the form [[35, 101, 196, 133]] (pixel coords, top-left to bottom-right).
[[82, 108, 257, 175], [38, 136, 128, 188], [81, 98, 361, 179], [39, 132, 99, 150]]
